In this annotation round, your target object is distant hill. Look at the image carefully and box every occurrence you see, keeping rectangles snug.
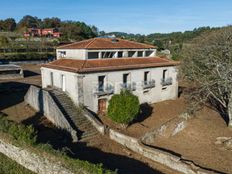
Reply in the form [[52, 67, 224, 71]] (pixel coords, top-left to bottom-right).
[[101, 26, 223, 60], [102, 26, 221, 46]]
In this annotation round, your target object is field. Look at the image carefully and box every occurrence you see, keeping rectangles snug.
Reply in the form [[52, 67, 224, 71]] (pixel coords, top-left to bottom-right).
[[0, 152, 35, 174]]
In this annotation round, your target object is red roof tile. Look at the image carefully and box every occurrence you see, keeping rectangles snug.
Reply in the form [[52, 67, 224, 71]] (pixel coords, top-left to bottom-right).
[[57, 38, 156, 49], [42, 57, 179, 73]]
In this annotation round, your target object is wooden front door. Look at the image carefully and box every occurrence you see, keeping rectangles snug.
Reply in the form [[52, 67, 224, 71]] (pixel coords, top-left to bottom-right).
[[98, 99, 107, 115]]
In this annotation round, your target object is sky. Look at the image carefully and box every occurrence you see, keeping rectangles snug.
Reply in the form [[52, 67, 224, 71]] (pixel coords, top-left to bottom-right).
[[0, 0, 232, 34]]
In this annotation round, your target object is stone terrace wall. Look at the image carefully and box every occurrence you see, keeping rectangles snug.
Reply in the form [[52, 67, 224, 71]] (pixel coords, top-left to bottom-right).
[[0, 139, 73, 174], [109, 129, 220, 174], [24, 85, 78, 142]]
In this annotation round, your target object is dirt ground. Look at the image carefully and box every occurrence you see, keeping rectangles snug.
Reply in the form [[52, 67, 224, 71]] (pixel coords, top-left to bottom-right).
[[151, 105, 232, 174], [99, 97, 232, 173], [99, 98, 187, 138], [0, 64, 176, 174]]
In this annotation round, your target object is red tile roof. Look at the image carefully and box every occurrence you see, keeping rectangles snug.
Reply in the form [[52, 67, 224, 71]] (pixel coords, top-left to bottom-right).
[[57, 38, 156, 49], [42, 57, 180, 73]]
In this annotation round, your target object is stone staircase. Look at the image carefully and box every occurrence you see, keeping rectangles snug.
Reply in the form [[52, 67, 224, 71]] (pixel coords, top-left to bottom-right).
[[47, 88, 98, 141]]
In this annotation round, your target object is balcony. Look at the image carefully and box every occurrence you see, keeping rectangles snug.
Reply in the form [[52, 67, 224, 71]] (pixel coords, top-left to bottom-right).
[[94, 84, 114, 96], [161, 77, 173, 86], [120, 82, 136, 91], [142, 80, 155, 89]]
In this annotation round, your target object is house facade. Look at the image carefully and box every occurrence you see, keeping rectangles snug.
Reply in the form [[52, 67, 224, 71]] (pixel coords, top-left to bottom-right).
[[24, 28, 61, 38], [41, 37, 179, 114]]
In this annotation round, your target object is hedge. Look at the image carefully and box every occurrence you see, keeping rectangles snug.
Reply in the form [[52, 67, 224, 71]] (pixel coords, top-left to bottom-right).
[[0, 52, 55, 61], [107, 90, 140, 124]]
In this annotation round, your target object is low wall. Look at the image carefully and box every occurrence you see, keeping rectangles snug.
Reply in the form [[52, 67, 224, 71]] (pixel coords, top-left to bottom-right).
[[0, 73, 23, 79], [109, 129, 219, 174], [24, 85, 78, 142], [0, 139, 73, 174], [83, 109, 105, 135]]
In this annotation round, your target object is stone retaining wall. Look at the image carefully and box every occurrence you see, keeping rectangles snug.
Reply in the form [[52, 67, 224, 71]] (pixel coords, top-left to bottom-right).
[[83, 109, 105, 135], [0, 139, 73, 174], [109, 128, 219, 174], [24, 85, 78, 142]]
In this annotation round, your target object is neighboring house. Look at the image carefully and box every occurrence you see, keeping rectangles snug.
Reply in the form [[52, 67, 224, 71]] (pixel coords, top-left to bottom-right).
[[24, 28, 61, 38], [41, 37, 179, 114]]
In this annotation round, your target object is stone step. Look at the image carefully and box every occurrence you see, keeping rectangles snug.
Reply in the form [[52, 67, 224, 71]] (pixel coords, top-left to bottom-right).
[[72, 117, 88, 123], [80, 134, 98, 142], [81, 131, 98, 139], [79, 127, 96, 133], [48, 88, 99, 141]]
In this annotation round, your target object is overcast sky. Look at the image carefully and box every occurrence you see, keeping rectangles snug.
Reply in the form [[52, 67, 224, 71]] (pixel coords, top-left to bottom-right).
[[1, 0, 232, 34]]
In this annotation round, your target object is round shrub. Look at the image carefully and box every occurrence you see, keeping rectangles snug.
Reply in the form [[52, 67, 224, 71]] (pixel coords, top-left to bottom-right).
[[107, 90, 140, 124]]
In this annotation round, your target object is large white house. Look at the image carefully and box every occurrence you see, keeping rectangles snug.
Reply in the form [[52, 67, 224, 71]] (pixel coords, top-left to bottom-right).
[[41, 37, 179, 114]]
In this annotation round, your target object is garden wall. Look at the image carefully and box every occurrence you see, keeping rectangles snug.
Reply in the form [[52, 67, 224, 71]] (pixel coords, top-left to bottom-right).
[[109, 128, 219, 174], [0, 139, 73, 174]]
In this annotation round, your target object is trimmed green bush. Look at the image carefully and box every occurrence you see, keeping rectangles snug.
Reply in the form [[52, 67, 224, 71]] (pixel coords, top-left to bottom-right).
[[107, 90, 140, 124]]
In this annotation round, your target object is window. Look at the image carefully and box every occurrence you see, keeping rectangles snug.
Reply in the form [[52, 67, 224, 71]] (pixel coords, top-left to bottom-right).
[[118, 51, 123, 58], [58, 51, 66, 58], [98, 76, 105, 91], [144, 71, 150, 84], [102, 52, 116, 58], [145, 50, 153, 57], [128, 51, 136, 57], [163, 69, 167, 80], [88, 52, 99, 59], [138, 51, 143, 57], [123, 73, 129, 84]]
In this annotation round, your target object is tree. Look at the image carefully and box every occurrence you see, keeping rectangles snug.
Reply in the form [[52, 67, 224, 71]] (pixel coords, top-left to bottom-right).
[[0, 18, 16, 31], [0, 36, 9, 51], [17, 15, 41, 29], [60, 21, 96, 41], [181, 26, 232, 126], [91, 25, 99, 36], [42, 17, 61, 28], [4, 18, 16, 31], [107, 90, 140, 124]]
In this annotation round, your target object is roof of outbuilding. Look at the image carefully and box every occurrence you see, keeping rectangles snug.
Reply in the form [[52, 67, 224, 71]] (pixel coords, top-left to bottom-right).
[[0, 64, 22, 71], [57, 37, 156, 49], [42, 57, 179, 73]]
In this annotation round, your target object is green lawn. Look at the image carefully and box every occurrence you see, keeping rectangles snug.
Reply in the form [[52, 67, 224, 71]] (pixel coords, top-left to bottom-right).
[[0, 153, 35, 174]]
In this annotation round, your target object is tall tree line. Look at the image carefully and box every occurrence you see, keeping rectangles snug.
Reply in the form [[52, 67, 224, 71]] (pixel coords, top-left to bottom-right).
[[0, 15, 98, 41]]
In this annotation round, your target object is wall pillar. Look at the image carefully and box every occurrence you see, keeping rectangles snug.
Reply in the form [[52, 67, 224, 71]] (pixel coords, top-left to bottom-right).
[[77, 75, 84, 104], [98, 52, 102, 59], [134, 51, 138, 58], [142, 51, 146, 57], [115, 51, 118, 58], [123, 51, 128, 57]]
